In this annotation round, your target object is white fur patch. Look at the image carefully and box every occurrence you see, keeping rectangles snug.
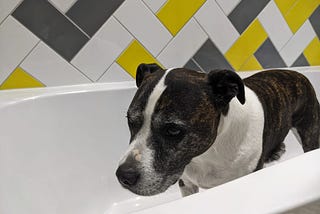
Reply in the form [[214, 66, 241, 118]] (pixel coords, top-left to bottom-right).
[[182, 86, 265, 189], [119, 68, 174, 166]]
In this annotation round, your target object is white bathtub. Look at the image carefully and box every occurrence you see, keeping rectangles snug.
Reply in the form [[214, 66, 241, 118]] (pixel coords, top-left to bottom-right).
[[0, 67, 319, 214]]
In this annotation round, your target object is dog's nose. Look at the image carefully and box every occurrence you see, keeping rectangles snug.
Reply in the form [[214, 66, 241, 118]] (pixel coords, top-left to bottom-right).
[[116, 164, 140, 188]]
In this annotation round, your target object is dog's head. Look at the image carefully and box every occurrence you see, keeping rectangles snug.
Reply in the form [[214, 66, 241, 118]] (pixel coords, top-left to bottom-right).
[[116, 63, 245, 196]]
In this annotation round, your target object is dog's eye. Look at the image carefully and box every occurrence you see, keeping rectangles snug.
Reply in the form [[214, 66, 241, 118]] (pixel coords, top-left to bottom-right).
[[166, 127, 181, 136], [164, 124, 184, 138]]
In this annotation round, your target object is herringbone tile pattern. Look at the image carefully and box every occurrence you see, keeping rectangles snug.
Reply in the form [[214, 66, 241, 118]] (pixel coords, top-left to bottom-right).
[[0, 0, 319, 89]]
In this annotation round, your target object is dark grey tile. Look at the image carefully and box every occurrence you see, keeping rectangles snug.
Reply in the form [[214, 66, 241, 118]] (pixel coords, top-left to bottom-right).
[[12, 0, 88, 61], [309, 6, 320, 38], [184, 59, 203, 71], [66, 0, 125, 36], [254, 38, 286, 68], [228, 0, 270, 34], [193, 39, 233, 71], [291, 54, 310, 67]]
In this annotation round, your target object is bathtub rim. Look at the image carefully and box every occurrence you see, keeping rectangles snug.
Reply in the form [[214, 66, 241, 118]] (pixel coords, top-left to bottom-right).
[[133, 148, 320, 214], [0, 81, 137, 108]]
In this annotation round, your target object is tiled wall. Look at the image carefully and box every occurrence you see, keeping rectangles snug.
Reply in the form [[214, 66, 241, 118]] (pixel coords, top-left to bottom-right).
[[0, 0, 319, 90]]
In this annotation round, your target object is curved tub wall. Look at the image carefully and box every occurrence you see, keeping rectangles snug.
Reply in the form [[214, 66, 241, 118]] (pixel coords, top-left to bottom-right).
[[0, 82, 140, 214], [0, 68, 319, 214]]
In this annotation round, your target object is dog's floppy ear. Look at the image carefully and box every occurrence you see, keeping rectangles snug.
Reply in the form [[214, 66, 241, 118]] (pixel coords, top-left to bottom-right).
[[136, 63, 162, 87], [207, 69, 245, 108]]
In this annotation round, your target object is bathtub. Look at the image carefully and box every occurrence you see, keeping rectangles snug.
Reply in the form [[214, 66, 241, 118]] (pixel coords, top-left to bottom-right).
[[0, 67, 319, 214]]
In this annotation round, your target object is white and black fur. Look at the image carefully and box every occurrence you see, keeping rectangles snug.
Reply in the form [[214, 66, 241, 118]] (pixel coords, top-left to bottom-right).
[[116, 63, 320, 197]]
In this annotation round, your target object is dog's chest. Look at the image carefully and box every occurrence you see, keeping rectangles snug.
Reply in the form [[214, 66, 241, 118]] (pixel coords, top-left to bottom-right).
[[182, 87, 265, 188]]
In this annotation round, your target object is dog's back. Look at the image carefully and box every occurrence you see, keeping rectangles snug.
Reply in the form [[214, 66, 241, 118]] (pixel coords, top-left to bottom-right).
[[244, 70, 320, 169]]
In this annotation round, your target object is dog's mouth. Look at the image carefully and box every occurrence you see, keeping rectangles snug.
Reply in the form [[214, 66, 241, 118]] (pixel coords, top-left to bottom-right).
[[117, 169, 182, 196], [137, 175, 180, 196]]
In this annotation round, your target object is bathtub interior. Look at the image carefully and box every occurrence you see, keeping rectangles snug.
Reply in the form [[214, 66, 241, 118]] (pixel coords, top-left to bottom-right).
[[0, 68, 319, 214]]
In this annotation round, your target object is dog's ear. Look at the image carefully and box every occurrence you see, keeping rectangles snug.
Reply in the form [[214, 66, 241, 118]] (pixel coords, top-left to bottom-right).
[[136, 63, 162, 87], [207, 69, 245, 108]]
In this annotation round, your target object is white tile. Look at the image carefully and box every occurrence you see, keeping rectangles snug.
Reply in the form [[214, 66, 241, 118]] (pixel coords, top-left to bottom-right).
[[258, 1, 293, 51], [48, 0, 77, 13], [157, 18, 208, 68], [71, 17, 133, 81], [98, 63, 133, 82], [142, 0, 167, 13], [0, 0, 22, 23], [195, 0, 239, 53], [280, 20, 316, 66], [216, 0, 241, 15], [114, 0, 172, 56], [21, 42, 91, 86], [0, 16, 39, 83]]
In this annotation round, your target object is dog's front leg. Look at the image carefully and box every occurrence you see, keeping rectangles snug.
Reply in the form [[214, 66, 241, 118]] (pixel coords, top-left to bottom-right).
[[178, 178, 199, 197]]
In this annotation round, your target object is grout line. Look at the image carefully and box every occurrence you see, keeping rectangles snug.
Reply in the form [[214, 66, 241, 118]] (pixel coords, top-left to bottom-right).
[[0, 0, 24, 26], [141, 0, 172, 35], [215, 0, 229, 17], [113, 15, 160, 59], [141, 0, 157, 14], [194, 17, 238, 70], [25, 40, 94, 83], [155, 0, 169, 13], [154, 13, 205, 60], [47, 0, 77, 14], [46, 0, 91, 39], [61, 12, 90, 39], [155, 35, 174, 60], [194, 3, 241, 54], [113, 6, 172, 59], [69, 0, 129, 63], [64, 0, 78, 13], [141, 0, 168, 14], [191, 58, 206, 72], [18, 40, 42, 66], [159, 1, 207, 39], [68, 61, 94, 82], [0, 40, 44, 86], [96, 62, 116, 82]]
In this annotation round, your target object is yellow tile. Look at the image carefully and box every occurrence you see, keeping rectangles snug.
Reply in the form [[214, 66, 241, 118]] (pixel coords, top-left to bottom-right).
[[238, 56, 263, 71], [0, 67, 44, 90], [225, 19, 268, 70], [274, 0, 299, 15], [116, 40, 162, 78], [284, 0, 319, 33], [157, 0, 206, 36], [304, 37, 320, 66]]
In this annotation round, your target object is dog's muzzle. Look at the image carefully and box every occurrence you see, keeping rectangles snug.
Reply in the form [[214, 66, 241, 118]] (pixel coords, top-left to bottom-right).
[[116, 163, 140, 188]]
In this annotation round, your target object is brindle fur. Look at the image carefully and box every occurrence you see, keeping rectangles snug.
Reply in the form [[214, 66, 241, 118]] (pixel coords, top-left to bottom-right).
[[244, 70, 320, 169], [117, 64, 320, 196]]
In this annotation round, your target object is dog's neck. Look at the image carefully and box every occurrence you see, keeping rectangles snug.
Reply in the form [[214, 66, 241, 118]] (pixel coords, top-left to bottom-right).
[[182, 86, 265, 188]]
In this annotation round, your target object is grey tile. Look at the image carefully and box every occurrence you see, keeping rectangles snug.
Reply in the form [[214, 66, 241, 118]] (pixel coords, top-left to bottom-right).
[[309, 6, 320, 38], [254, 38, 286, 68], [228, 0, 270, 34], [184, 59, 203, 71], [66, 0, 125, 36], [193, 39, 233, 71], [12, 0, 88, 61], [291, 54, 310, 67]]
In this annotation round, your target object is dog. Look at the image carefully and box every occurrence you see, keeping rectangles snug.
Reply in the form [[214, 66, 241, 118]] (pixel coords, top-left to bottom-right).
[[116, 63, 320, 197]]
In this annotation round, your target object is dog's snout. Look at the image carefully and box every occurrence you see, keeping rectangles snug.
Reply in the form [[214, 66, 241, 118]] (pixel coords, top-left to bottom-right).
[[116, 164, 140, 188]]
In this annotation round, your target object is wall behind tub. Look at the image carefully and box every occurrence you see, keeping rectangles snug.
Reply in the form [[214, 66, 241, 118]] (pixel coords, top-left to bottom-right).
[[0, 0, 319, 90]]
